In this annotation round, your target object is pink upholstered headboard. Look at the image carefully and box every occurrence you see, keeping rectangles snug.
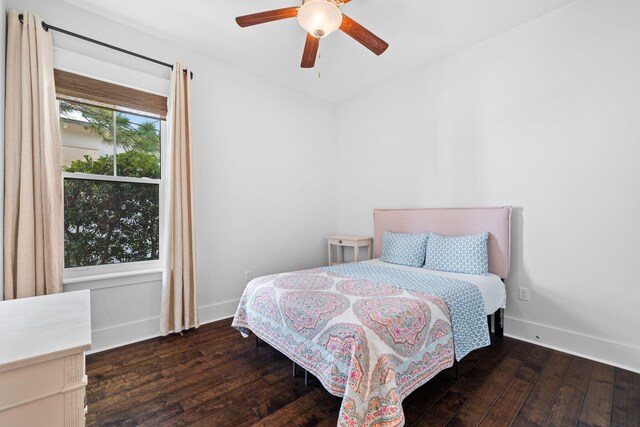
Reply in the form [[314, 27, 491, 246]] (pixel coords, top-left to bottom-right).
[[373, 207, 512, 279]]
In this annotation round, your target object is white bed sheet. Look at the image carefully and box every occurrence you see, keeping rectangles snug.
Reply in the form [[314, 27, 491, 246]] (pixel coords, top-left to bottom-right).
[[362, 259, 506, 315]]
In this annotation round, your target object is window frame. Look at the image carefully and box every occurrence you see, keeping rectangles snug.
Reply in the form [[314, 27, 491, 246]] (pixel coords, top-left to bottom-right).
[[60, 99, 166, 282]]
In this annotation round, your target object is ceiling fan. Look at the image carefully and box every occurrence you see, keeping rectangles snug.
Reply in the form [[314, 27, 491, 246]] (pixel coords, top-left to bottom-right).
[[235, 0, 389, 68]]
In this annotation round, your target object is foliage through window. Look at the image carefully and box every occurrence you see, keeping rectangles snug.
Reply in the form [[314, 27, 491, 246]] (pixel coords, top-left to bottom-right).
[[60, 100, 163, 269]]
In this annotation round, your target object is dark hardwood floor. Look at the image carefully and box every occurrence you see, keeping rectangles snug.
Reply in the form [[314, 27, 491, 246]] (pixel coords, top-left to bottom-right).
[[86, 318, 639, 427]]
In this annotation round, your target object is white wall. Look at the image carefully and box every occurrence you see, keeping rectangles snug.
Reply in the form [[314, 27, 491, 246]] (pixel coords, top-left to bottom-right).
[[336, 0, 640, 372], [6, 0, 337, 351], [0, 0, 5, 302]]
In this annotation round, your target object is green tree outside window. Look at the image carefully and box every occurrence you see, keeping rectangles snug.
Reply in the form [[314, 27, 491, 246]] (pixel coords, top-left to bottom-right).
[[61, 102, 161, 268]]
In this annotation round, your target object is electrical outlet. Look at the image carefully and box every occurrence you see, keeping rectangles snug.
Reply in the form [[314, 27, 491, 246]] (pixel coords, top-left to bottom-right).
[[244, 270, 252, 283], [518, 287, 529, 301]]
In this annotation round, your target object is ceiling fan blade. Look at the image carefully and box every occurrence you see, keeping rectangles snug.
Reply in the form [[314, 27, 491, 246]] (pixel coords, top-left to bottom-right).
[[301, 33, 320, 68], [339, 14, 389, 56], [236, 7, 299, 28]]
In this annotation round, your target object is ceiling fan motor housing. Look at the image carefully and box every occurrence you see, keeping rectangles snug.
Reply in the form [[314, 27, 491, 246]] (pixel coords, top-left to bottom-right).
[[298, 0, 343, 38]]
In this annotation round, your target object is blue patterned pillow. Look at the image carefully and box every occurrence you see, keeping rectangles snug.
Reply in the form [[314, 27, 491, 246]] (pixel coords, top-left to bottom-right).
[[380, 230, 429, 267], [424, 232, 489, 275]]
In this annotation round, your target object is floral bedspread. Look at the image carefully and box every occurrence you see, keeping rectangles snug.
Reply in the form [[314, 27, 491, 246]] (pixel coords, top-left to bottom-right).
[[324, 262, 491, 361], [232, 267, 455, 427]]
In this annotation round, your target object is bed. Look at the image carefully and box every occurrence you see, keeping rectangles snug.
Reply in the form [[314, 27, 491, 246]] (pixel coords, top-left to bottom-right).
[[232, 207, 511, 427]]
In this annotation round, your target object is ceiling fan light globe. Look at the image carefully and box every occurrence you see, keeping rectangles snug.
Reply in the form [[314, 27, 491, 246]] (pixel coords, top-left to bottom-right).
[[298, 0, 342, 38]]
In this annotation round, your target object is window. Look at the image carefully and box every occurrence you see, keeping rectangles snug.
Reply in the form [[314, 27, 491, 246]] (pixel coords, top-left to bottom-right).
[[57, 71, 167, 278]]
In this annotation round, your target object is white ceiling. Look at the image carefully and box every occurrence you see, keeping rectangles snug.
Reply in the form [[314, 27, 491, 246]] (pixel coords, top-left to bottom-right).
[[60, 0, 576, 103]]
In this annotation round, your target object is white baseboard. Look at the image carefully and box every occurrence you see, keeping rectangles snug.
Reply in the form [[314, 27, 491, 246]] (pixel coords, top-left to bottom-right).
[[88, 299, 240, 354], [89, 304, 640, 375], [199, 298, 241, 324], [89, 316, 161, 354], [505, 315, 640, 374]]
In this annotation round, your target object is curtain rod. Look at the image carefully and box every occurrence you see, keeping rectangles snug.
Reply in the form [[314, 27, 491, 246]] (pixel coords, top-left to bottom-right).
[[18, 13, 193, 80]]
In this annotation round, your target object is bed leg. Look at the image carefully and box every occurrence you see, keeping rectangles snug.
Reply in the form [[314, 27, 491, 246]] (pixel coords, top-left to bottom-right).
[[495, 308, 504, 342], [454, 359, 459, 381], [292, 362, 297, 377], [304, 369, 309, 386], [255, 336, 259, 348]]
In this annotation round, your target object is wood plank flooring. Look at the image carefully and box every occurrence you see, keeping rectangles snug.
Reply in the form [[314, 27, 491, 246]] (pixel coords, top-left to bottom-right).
[[86, 318, 639, 426]]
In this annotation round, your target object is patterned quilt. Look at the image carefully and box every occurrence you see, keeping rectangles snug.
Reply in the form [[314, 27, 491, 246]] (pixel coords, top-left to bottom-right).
[[324, 263, 491, 361], [232, 266, 460, 427]]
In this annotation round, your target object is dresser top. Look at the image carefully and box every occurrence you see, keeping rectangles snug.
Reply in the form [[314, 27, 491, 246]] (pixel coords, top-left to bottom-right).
[[0, 290, 91, 371]]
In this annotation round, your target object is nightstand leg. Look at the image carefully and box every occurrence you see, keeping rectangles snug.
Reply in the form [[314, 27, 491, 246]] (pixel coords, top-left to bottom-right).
[[327, 243, 332, 266], [354, 243, 359, 263], [368, 245, 372, 260]]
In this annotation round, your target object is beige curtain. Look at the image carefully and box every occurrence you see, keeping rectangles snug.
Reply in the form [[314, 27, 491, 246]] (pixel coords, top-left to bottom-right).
[[4, 10, 63, 299], [160, 63, 198, 335]]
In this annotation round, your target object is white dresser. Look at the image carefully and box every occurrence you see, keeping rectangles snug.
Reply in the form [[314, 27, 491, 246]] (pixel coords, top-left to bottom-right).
[[0, 290, 91, 427]]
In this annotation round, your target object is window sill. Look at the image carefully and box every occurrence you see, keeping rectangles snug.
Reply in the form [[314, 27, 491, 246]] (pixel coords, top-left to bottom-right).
[[63, 268, 163, 290]]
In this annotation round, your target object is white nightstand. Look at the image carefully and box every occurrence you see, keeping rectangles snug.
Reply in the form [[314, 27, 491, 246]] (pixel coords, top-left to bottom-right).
[[327, 235, 373, 266]]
